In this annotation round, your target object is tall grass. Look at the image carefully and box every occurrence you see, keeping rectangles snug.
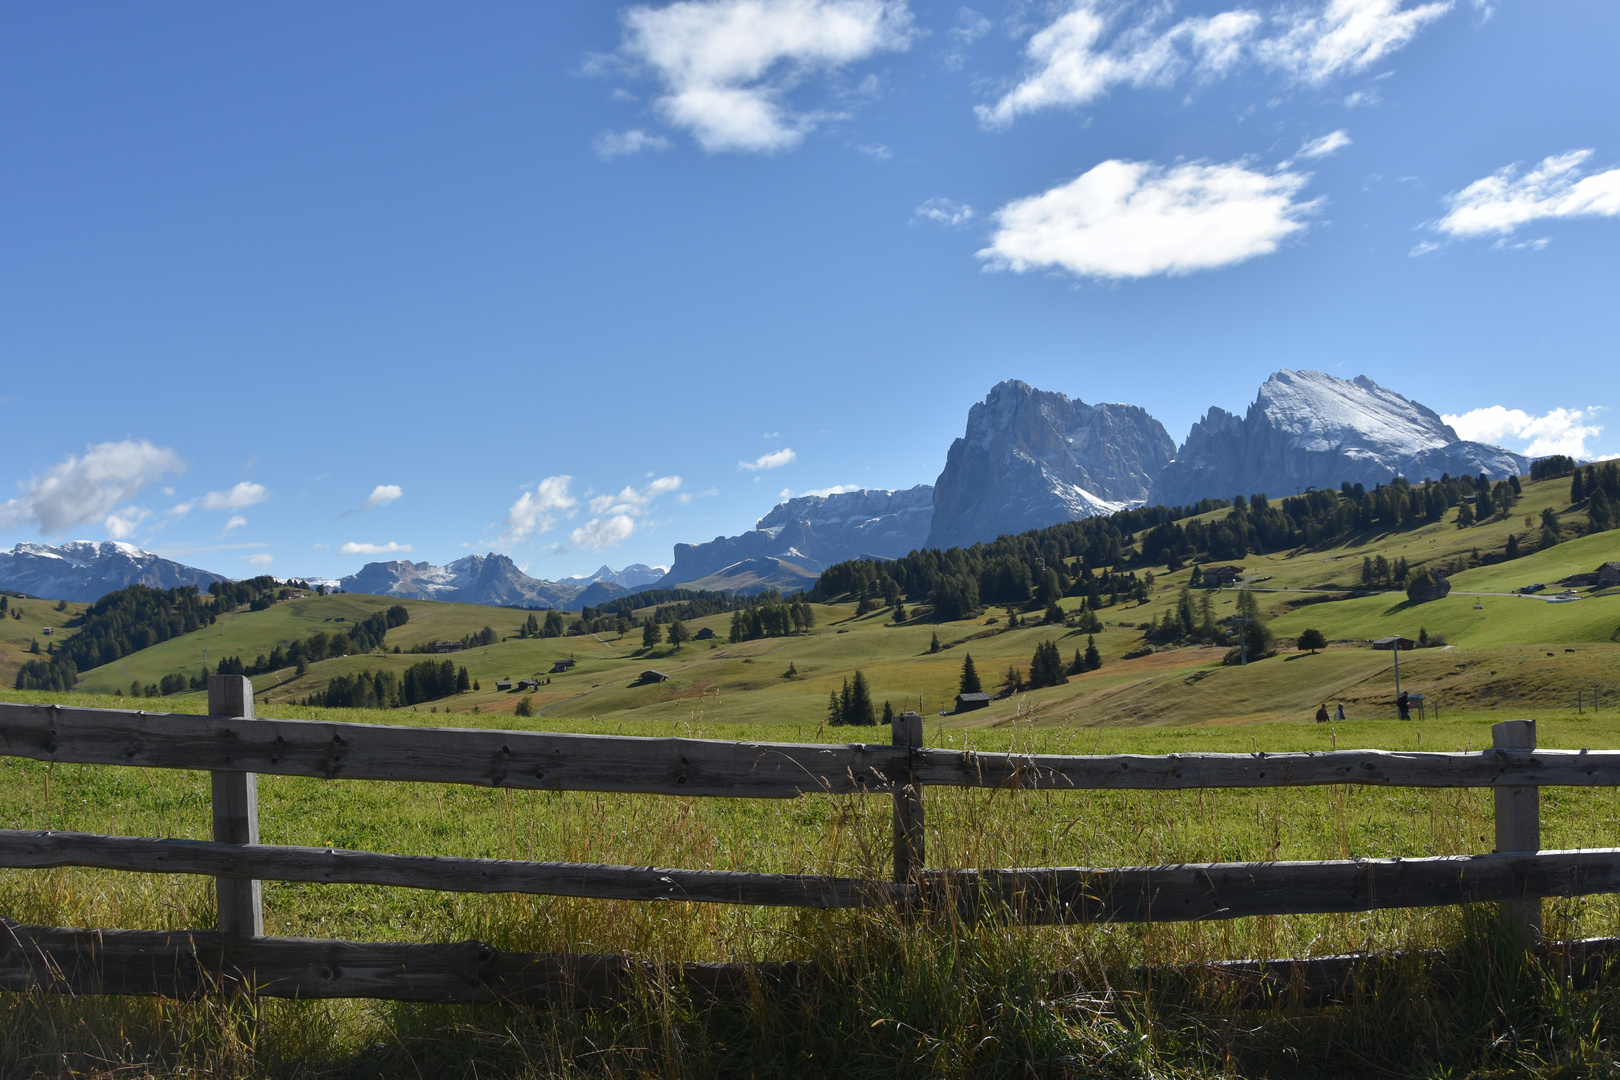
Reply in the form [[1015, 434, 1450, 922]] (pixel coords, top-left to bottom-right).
[[5, 694, 1620, 1076]]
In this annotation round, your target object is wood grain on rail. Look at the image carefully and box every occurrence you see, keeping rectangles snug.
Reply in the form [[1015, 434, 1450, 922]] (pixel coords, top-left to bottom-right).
[[0, 829, 901, 908], [929, 849, 1620, 923]]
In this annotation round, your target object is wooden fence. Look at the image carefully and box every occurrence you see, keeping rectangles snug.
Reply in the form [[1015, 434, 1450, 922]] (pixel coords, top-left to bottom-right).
[[3, 675, 1620, 1004]]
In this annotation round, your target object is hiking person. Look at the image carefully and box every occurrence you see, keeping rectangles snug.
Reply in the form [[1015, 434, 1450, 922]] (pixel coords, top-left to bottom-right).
[[1334, 702, 1346, 722], [1397, 691, 1411, 720], [1315, 703, 1329, 723]]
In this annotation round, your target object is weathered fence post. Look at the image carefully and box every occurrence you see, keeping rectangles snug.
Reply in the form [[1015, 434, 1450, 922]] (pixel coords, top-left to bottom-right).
[[208, 675, 263, 937], [1492, 718, 1541, 942], [891, 711, 925, 886]]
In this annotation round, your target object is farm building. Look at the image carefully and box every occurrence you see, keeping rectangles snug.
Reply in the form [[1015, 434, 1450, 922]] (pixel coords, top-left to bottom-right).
[[637, 670, 669, 685], [1371, 636, 1417, 651], [495, 679, 513, 691], [432, 641, 461, 653], [1598, 562, 1620, 587], [551, 658, 576, 673], [1202, 566, 1245, 587], [954, 692, 991, 713], [693, 626, 716, 640], [517, 679, 539, 691]]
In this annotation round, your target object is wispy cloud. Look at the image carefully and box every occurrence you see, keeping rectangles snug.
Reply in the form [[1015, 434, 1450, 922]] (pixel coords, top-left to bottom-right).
[[569, 514, 637, 550], [501, 476, 577, 543], [203, 482, 269, 510], [1296, 129, 1352, 160], [739, 448, 797, 471], [340, 541, 415, 556], [913, 197, 975, 226], [616, 0, 914, 153], [361, 484, 402, 511], [979, 158, 1314, 280], [221, 515, 248, 536], [565, 476, 682, 552], [1443, 405, 1605, 459], [978, 0, 1449, 128], [1433, 150, 1620, 239], [244, 553, 274, 566], [594, 128, 673, 159], [0, 439, 184, 537]]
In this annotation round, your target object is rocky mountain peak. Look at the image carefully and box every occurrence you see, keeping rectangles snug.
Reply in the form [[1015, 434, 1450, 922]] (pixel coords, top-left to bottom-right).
[[1151, 369, 1530, 506], [924, 381, 1176, 551]]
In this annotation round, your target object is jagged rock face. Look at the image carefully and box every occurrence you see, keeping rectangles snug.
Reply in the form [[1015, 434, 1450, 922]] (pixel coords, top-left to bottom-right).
[[0, 541, 228, 602], [341, 553, 580, 609], [661, 485, 934, 590], [1150, 370, 1532, 507], [925, 381, 1176, 551]]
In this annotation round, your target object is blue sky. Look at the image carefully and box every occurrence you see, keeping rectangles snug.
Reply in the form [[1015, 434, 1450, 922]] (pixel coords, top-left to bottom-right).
[[1, 1, 1615, 582]]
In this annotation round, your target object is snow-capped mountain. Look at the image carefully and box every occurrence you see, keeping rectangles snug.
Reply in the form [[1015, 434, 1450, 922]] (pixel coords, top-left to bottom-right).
[[659, 485, 934, 590], [1150, 370, 1532, 507], [0, 541, 228, 602], [556, 563, 668, 590], [340, 552, 578, 609], [924, 380, 1177, 551]]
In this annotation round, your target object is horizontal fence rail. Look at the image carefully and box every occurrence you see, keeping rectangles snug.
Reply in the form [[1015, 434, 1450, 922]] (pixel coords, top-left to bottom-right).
[[6, 829, 1620, 924], [0, 829, 898, 909], [6, 700, 1620, 794], [0, 683, 1607, 1006]]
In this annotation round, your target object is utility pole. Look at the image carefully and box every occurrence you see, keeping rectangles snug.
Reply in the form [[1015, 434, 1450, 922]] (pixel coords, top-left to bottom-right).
[[1392, 638, 1402, 695]]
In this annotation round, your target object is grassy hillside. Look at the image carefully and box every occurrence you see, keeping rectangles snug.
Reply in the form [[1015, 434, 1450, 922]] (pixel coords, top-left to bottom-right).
[[39, 473, 1620, 730], [0, 594, 87, 688]]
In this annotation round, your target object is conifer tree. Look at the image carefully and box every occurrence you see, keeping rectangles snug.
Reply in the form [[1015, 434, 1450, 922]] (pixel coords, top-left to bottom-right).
[[642, 619, 662, 647], [929, 631, 940, 654], [958, 653, 982, 695], [1572, 469, 1587, 502], [848, 671, 876, 725], [1084, 635, 1102, 672]]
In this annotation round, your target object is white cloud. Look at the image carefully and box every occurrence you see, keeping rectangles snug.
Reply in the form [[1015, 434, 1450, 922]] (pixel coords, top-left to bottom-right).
[[501, 476, 577, 542], [221, 515, 248, 535], [913, 197, 974, 226], [0, 439, 184, 536], [361, 484, 403, 511], [569, 513, 638, 550], [1443, 406, 1605, 459], [979, 158, 1314, 279], [978, 0, 1448, 127], [619, 0, 913, 153], [167, 499, 197, 517], [202, 482, 269, 510], [1297, 129, 1352, 160], [1433, 150, 1620, 239], [588, 475, 683, 514], [103, 507, 151, 539], [340, 541, 416, 556], [244, 553, 274, 566], [739, 447, 797, 470], [1258, 0, 1452, 85], [594, 128, 673, 159]]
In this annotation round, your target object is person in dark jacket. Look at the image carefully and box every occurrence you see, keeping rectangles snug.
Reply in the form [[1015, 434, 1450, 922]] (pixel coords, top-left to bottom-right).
[[1397, 691, 1411, 720], [1316, 704, 1330, 723]]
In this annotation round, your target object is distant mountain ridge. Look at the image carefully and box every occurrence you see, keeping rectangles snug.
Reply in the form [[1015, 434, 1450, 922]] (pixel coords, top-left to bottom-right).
[[657, 485, 934, 592], [555, 563, 667, 590], [0, 541, 228, 602], [1150, 370, 1532, 507]]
